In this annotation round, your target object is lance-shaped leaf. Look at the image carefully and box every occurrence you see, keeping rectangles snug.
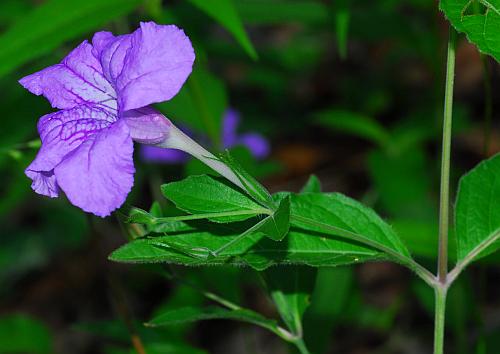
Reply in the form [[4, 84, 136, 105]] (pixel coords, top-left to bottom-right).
[[146, 306, 281, 336], [440, 0, 500, 61], [300, 175, 322, 194], [262, 266, 315, 335], [455, 154, 500, 267], [187, 0, 257, 60], [161, 175, 270, 223], [109, 222, 383, 271], [290, 193, 411, 260]]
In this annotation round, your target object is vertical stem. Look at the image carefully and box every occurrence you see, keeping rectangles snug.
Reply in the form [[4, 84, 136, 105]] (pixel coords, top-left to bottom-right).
[[434, 286, 448, 354], [437, 28, 456, 284]]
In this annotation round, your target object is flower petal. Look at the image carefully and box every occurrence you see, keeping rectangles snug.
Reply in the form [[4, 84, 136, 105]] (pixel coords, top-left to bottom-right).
[[122, 106, 171, 144], [54, 119, 135, 217], [27, 105, 116, 174], [25, 105, 117, 198], [115, 22, 195, 111], [26, 170, 59, 198], [19, 41, 117, 110]]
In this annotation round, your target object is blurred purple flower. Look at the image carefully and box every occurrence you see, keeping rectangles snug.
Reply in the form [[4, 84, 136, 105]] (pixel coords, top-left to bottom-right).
[[20, 22, 195, 217], [141, 108, 270, 163]]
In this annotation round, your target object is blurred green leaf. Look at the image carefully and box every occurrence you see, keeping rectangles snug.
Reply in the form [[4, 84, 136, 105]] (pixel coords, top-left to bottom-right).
[[157, 68, 227, 146], [315, 109, 390, 147], [455, 154, 500, 264], [440, 0, 500, 61], [333, 0, 350, 59], [0, 314, 52, 354], [304, 267, 353, 354], [146, 306, 281, 335], [0, 0, 142, 77], [187, 0, 257, 59], [300, 175, 322, 193], [235, 0, 328, 25], [263, 266, 315, 335], [368, 149, 435, 220], [161, 175, 269, 223]]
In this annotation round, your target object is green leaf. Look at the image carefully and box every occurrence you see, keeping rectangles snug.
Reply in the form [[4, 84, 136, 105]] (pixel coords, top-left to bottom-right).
[[187, 0, 257, 60], [314, 109, 390, 147], [161, 175, 270, 223], [109, 221, 382, 271], [257, 195, 290, 241], [440, 0, 500, 61], [0, 314, 52, 354], [263, 266, 315, 335], [146, 306, 281, 335], [300, 175, 322, 193], [290, 193, 411, 260], [455, 153, 500, 264], [0, 0, 141, 77]]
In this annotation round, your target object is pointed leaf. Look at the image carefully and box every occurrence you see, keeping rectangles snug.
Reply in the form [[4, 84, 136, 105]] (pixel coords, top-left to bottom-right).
[[187, 0, 257, 60], [146, 306, 280, 335], [290, 193, 411, 260], [455, 153, 500, 265], [300, 175, 322, 193], [263, 266, 315, 335]]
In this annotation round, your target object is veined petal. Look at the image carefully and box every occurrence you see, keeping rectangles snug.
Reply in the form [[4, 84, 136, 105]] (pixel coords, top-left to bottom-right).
[[28, 105, 116, 174], [122, 106, 171, 144], [19, 41, 117, 110], [92, 32, 132, 86], [54, 119, 135, 217], [109, 22, 194, 111]]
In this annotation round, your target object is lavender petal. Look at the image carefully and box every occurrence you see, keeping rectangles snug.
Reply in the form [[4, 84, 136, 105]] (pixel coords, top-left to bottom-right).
[[54, 119, 135, 217]]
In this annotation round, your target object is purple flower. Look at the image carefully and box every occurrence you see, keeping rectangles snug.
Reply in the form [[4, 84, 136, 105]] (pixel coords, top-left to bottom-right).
[[141, 108, 270, 163], [20, 22, 195, 217]]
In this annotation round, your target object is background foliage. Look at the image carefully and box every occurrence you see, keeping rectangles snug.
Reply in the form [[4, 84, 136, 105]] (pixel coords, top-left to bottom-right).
[[0, 0, 499, 353]]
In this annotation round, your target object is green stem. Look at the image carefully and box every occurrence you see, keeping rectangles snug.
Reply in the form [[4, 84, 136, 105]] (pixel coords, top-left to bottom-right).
[[434, 286, 448, 354], [437, 28, 456, 284], [293, 338, 312, 354]]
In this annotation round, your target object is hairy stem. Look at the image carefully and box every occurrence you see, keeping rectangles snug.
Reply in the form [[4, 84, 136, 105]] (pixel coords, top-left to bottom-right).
[[438, 28, 456, 284], [434, 286, 448, 354]]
